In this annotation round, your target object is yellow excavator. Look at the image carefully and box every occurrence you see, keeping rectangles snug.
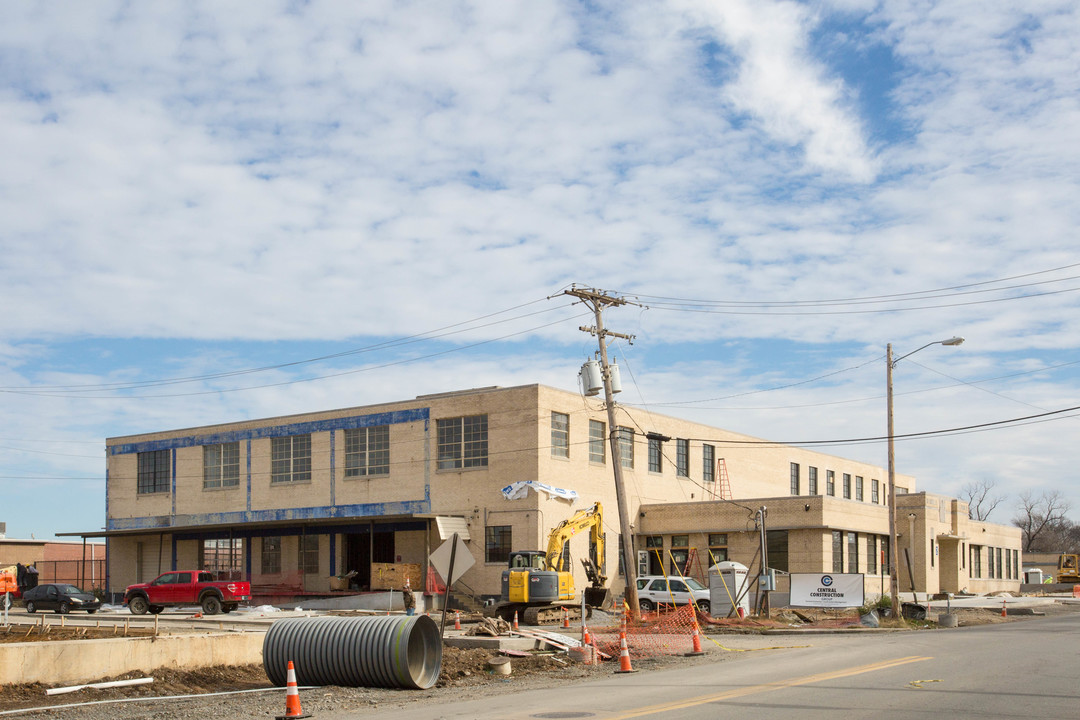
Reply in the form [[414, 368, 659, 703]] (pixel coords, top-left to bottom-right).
[[1058, 554, 1080, 584], [495, 501, 610, 625]]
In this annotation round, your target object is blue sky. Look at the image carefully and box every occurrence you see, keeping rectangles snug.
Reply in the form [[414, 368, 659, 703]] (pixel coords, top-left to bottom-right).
[[2, 0, 1078, 539]]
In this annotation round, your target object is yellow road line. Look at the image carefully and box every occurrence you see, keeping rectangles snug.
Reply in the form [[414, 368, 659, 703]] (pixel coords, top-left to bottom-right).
[[605, 655, 933, 719]]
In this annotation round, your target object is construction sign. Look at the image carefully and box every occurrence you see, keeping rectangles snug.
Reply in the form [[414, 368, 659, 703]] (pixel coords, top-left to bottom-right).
[[789, 573, 865, 608]]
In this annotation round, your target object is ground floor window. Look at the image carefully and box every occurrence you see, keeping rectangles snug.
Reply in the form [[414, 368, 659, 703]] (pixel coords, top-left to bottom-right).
[[832, 531, 843, 573], [201, 538, 243, 580], [766, 530, 788, 573], [485, 525, 511, 564], [847, 532, 859, 574], [299, 535, 319, 575], [708, 534, 728, 564], [867, 535, 877, 574], [645, 536, 664, 574], [261, 536, 281, 574]]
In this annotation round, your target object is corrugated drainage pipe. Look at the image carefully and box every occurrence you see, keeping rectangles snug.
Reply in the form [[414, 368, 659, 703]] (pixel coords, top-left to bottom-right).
[[263, 614, 442, 690]]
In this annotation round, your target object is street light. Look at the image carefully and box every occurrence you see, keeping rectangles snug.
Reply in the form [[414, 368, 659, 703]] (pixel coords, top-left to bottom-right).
[[886, 336, 964, 617]]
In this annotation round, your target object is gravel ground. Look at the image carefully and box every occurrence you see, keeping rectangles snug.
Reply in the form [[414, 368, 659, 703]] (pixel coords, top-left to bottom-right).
[[4, 602, 1077, 720]]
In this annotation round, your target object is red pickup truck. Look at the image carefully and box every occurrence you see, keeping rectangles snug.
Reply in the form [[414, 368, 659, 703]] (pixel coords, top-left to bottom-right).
[[124, 571, 251, 616]]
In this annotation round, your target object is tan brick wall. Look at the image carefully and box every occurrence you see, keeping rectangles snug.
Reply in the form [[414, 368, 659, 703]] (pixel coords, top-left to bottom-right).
[[102, 384, 1021, 601]]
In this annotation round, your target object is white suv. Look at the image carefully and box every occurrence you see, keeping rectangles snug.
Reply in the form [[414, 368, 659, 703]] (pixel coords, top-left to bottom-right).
[[635, 576, 710, 613]]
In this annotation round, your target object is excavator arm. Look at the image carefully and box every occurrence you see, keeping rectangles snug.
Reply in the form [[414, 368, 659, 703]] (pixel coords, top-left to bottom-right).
[[544, 502, 606, 584]]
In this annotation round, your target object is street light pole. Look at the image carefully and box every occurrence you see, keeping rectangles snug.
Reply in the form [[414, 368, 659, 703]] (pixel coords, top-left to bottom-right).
[[886, 336, 964, 618]]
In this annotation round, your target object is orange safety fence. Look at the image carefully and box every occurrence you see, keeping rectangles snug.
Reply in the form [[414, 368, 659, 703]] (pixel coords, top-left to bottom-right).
[[589, 604, 703, 659]]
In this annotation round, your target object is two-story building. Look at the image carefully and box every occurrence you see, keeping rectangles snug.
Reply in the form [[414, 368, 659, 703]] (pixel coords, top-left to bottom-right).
[[93, 383, 1021, 604]]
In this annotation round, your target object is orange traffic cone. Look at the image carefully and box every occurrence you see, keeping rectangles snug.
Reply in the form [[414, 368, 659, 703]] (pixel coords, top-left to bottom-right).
[[454, 611, 462, 630], [582, 619, 591, 645], [615, 626, 637, 674], [275, 661, 311, 719], [513, 610, 519, 631], [562, 607, 570, 629], [685, 619, 705, 657], [1001, 598, 1007, 618]]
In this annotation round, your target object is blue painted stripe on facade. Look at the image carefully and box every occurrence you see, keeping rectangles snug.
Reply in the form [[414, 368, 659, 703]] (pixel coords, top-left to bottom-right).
[[107, 498, 432, 531], [108, 407, 431, 455], [329, 430, 336, 507], [245, 439, 252, 513], [172, 519, 427, 541], [171, 449, 177, 517]]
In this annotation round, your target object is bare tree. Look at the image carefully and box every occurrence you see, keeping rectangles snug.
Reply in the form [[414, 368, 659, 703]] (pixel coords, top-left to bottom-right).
[[1013, 490, 1072, 552], [962, 478, 1006, 521]]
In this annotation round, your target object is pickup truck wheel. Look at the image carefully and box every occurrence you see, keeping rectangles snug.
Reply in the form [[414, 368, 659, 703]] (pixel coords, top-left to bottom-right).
[[128, 595, 149, 615], [201, 595, 222, 615], [148, 605, 164, 615], [25, 600, 36, 613]]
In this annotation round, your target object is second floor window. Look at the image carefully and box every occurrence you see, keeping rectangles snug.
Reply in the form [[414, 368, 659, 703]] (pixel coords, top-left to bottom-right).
[[437, 414, 488, 470], [588, 420, 605, 463], [203, 442, 240, 489], [617, 427, 634, 469], [551, 412, 569, 458], [272, 434, 311, 483], [648, 435, 663, 473], [790, 462, 800, 495], [676, 439, 689, 477], [138, 450, 171, 494], [345, 425, 390, 477], [808, 466, 818, 495]]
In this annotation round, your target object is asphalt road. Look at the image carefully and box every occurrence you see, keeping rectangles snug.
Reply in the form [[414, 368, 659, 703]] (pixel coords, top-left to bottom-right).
[[344, 612, 1080, 720]]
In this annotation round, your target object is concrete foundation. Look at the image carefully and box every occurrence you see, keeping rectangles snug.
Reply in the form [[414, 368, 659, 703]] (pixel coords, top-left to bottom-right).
[[0, 632, 264, 686]]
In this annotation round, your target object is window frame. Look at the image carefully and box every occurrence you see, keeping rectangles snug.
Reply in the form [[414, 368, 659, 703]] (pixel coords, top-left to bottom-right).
[[272, 434, 312, 484], [203, 442, 241, 490], [261, 536, 282, 575], [588, 420, 606, 464], [648, 435, 663, 473], [485, 525, 512, 564], [702, 444, 715, 483], [437, 414, 489, 470], [298, 534, 319, 575], [826, 470, 835, 496], [843, 473, 852, 499], [808, 466, 818, 495], [345, 425, 391, 477], [616, 427, 634, 469], [676, 439, 689, 477], [138, 449, 171, 495], [550, 412, 570, 458], [790, 462, 800, 495]]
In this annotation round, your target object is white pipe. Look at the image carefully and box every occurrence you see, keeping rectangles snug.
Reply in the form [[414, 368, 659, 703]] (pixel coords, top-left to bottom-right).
[[46, 677, 155, 695], [1, 685, 305, 717]]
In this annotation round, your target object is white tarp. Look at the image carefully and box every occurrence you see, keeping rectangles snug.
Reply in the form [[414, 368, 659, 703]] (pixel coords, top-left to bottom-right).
[[789, 573, 865, 608], [500, 480, 578, 503]]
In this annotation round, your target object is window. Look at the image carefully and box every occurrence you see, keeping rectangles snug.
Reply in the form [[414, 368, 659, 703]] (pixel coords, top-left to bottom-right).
[[138, 450, 171, 494], [997, 548, 1003, 579], [971, 545, 982, 578], [203, 442, 240, 489], [298, 535, 319, 575], [550, 412, 569, 458], [616, 427, 634, 469], [670, 535, 689, 573], [485, 526, 512, 564], [708, 534, 728, 563], [766, 530, 789, 573], [588, 420, 605, 463], [872, 479, 880, 504], [262, 536, 281, 574], [345, 425, 390, 477], [648, 435, 663, 473], [826, 470, 835, 496], [986, 546, 995, 579], [847, 532, 858, 573], [645, 536, 664, 574], [703, 445, 715, 482], [272, 434, 312, 483], [843, 473, 852, 499], [437, 415, 488, 470], [931, 538, 936, 568], [676, 439, 689, 477], [867, 535, 877, 574], [832, 531, 843, 573], [882, 536, 890, 575], [855, 476, 864, 501], [790, 463, 800, 495], [202, 538, 243, 580], [808, 467, 818, 495]]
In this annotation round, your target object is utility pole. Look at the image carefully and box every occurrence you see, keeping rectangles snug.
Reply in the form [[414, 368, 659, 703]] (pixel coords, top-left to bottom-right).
[[564, 287, 641, 622]]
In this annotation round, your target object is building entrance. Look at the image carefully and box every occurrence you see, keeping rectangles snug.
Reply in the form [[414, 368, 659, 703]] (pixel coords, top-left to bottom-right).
[[344, 531, 395, 590]]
